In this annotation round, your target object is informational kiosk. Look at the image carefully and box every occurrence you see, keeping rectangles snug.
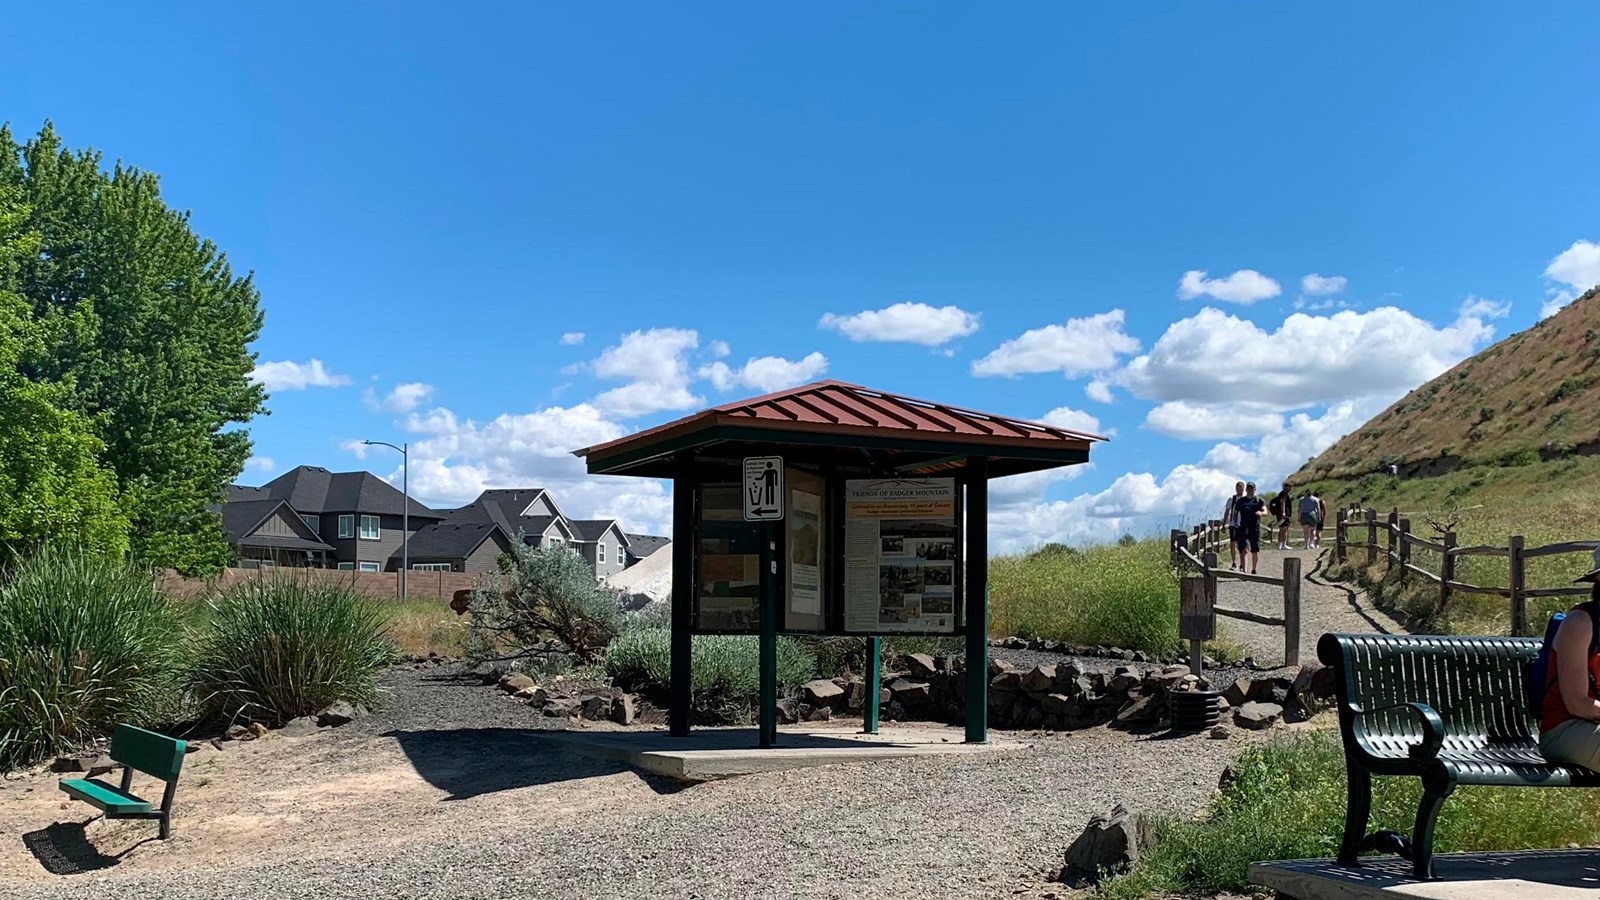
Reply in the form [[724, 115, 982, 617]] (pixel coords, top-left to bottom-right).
[[575, 380, 1099, 746]]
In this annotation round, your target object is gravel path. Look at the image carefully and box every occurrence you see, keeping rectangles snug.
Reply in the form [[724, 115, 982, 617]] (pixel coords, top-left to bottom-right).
[[1213, 544, 1406, 666], [2, 665, 1263, 900]]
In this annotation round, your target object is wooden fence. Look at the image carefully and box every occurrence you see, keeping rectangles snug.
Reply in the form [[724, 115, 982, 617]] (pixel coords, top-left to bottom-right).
[[158, 566, 483, 604], [1170, 528, 1302, 668], [1333, 506, 1600, 635]]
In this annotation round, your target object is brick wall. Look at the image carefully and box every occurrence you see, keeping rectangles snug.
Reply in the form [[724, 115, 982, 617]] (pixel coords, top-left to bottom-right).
[[157, 566, 485, 603]]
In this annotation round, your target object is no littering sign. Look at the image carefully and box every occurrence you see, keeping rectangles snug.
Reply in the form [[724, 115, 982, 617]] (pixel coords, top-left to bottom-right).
[[743, 456, 784, 521]]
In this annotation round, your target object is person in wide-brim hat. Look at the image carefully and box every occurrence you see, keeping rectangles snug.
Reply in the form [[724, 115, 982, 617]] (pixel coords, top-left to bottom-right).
[[1541, 547, 1600, 772]]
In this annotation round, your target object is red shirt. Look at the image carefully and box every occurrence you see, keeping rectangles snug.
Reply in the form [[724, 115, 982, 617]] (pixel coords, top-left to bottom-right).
[[1541, 608, 1600, 733]]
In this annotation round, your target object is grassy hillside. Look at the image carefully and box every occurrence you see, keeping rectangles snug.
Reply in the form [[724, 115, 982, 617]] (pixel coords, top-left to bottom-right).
[[1298, 285, 1600, 481]]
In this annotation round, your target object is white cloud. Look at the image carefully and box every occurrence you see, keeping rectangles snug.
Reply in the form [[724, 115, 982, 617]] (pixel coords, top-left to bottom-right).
[[250, 359, 351, 391], [1198, 398, 1388, 486], [701, 352, 829, 393], [971, 310, 1140, 378], [243, 456, 275, 474], [819, 302, 981, 346], [1117, 301, 1497, 411], [1085, 380, 1114, 404], [560, 332, 586, 346], [1458, 296, 1510, 321], [707, 340, 731, 358], [588, 328, 706, 418], [1039, 406, 1108, 437], [1144, 401, 1284, 441], [1300, 274, 1347, 296], [1177, 269, 1281, 305], [1541, 240, 1600, 318], [379, 382, 434, 413]]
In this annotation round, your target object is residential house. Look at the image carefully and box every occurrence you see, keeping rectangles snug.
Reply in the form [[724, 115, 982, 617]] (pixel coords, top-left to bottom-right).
[[569, 519, 631, 579], [226, 466, 443, 572], [216, 497, 335, 568], [439, 488, 578, 549], [624, 533, 670, 567], [399, 521, 513, 574]]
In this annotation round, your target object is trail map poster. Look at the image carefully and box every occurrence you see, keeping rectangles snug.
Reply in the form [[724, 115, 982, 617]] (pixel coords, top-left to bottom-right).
[[843, 478, 958, 633]]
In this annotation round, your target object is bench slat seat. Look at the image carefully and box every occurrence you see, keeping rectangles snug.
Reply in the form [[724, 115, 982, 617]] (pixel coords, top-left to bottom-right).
[[59, 777, 153, 815], [1319, 632, 1600, 880]]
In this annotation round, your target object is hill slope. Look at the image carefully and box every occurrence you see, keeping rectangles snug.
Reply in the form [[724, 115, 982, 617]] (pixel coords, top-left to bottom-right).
[[1296, 285, 1600, 483]]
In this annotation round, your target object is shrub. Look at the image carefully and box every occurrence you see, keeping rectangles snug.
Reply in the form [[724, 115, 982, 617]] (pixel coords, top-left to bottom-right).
[[990, 538, 1178, 653], [1098, 731, 1600, 898], [0, 547, 183, 771], [467, 543, 619, 663], [605, 627, 815, 723], [190, 577, 397, 725]]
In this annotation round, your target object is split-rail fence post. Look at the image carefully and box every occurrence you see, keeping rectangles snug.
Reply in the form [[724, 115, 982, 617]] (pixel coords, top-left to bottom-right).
[[1398, 518, 1412, 585], [1509, 535, 1527, 636], [1283, 555, 1302, 666], [1386, 508, 1399, 575], [1336, 511, 1347, 563], [1366, 508, 1378, 568], [1439, 531, 1458, 617]]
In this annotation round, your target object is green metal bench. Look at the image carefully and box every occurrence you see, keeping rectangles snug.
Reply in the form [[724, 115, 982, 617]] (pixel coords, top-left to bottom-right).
[[58, 724, 186, 839], [1319, 632, 1600, 879]]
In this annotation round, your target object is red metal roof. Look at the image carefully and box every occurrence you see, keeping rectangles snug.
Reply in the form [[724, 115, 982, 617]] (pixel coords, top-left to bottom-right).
[[577, 380, 1103, 474]]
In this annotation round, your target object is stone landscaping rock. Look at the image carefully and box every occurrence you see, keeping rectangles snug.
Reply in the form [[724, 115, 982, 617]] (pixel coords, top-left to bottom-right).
[[844, 678, 868, 711], [247, 722, 270, 739], [225, 724, 251, 741], [610, 694, 637, 725], [1061, 803, 1143, 883], [1234, 701, 1283, 730], [517, 686, 548, 705], [1114, 694, 1160, 727], [499, 673, 537, 694], [1208, 725, 1230, 740], [1021, 665, 1057, 695], [317, 701, 359, 728], [801, 679, 846, 709], [905, 653, 939, 680], [1106, 667, 1140, 697], [1292, 660, 1337, 706], [542, 697, 581, 718], [579, 695, 610, 720], [801, 704, 833, 722], [1222, 676, 1252, 708], [889, 678, 932, 707], [1246, 672, 1295, 705], [281, 716, 320, 738], [776, 697, 800, 725]]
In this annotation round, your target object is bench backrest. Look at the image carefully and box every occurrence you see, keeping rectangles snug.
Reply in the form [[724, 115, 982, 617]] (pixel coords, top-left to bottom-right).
[[110, 724, 186, 782], [1318, 633, 1541, 750]]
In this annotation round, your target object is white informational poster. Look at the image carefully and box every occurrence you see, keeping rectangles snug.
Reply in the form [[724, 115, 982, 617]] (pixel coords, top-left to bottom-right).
[[789, 490, 822, 616], [843, 478, 958, 633]]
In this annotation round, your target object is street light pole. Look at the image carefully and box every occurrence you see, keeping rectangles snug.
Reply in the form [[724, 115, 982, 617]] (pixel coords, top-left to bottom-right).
[[363, 439, 409, 601]]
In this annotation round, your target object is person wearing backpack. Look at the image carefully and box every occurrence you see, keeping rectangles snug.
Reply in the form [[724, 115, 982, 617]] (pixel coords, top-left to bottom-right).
[[1269, 484, 1294, 550], [1223, 481, 1244, 570], [1537, 552, 1600, 771], [1297, 490, 1322, 550]]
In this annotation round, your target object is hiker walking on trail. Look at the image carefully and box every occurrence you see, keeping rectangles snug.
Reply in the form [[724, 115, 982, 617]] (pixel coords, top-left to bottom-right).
[[1298, 489, 1323, 549], [1223, 481, 1245, 569], [1269, 484, 1294, 550], [1233, 482, 1267, 574]]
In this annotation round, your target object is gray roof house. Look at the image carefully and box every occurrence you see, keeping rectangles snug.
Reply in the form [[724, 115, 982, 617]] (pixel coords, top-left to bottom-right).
[[569, 519, 631, 579], [443, 489, 577, 549], [226, 466, 443, 572], [624, 533, 670, 566], [216, 498, 335, 567], [395, 521, 513, 574]]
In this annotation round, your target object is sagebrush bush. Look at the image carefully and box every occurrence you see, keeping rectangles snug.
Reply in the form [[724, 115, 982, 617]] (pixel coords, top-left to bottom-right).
[[190, 577, 397, 725], [467, 543, 619, 663], [0, 547, 184, 771], [605, 626, 815, 723], [1098, 730, 1600, 898], [990, 538, 1178, 653]]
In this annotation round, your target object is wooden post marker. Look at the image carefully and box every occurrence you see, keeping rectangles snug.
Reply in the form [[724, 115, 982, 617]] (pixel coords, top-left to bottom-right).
[[1440, 531, 1458, 617], [1509, 535, 1527, 636], [1180, 576, 1215, 674], [1283, 555, 1302, 667]]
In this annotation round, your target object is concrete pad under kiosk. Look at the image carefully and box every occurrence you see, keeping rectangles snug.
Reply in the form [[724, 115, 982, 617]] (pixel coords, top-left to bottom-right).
[[537, 724, 1017, 782], [1249, 850, 1600, 900]]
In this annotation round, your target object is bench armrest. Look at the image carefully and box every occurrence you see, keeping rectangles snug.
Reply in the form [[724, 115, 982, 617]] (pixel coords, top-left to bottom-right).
[[1350, 701, 1446, 762]]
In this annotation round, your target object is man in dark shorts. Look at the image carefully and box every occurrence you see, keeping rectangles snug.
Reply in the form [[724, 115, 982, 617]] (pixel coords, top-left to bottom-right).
[[1233, 482, 1268, 574]]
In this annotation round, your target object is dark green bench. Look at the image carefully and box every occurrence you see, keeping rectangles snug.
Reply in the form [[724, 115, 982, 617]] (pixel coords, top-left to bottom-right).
[[58, 724, 186, 839], [1319, 632, 1600, 879]]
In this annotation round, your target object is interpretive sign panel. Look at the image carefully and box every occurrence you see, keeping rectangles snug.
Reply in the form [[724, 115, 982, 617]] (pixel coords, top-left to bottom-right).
[[843, 478, 959, 634], [696, 482, 761, 633], [1179, 577, 1215, 641], [784, 467, 827, 632], [743, 457, 784, 521]]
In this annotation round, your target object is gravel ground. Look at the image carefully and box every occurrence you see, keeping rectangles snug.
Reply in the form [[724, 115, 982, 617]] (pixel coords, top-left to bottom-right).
[[2, 664, 1264, 900], [1212, 545, 1406, 666]]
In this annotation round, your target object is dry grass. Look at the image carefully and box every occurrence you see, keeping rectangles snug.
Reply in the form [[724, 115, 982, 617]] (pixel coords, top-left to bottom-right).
[[383, 598, 470, 657]]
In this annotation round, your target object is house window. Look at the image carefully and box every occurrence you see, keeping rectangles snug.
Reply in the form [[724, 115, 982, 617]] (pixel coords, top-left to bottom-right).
[[337, 562, 355, 571], [547, 536, 562, 547], [338, 515, 355, 538], [358, 561, 381, 573], [412, 563, 452, 571], [597, 542, 606, 564], [303, 514, 320, 534], [359, 515, 380, 540]]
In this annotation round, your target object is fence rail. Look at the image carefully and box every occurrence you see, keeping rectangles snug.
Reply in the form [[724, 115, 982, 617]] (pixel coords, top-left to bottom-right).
[[1170, 528, 1301, 667], [1333, 507, 1600, 635]]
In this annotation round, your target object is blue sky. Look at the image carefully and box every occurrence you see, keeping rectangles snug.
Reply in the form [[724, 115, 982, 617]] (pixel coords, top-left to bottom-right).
[[7, 3, 1599, 548]]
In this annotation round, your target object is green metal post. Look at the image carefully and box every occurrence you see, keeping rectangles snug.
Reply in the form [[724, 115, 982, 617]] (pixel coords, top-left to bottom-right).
[[964, 457, 989, 744], [669, 464, 694, 737], [758, 521, 778, 748], [863, 636, 882, 734]]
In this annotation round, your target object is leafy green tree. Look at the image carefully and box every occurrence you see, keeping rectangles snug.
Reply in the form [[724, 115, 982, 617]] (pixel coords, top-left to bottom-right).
[[0, 123, 265, 573], [0, 187, 128, 556]]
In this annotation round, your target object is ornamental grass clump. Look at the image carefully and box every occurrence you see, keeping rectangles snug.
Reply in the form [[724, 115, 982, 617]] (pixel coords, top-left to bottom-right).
[[0, 546, 184, 771], [190, 577, 397, 725], [990, 538, 1179, 653]]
